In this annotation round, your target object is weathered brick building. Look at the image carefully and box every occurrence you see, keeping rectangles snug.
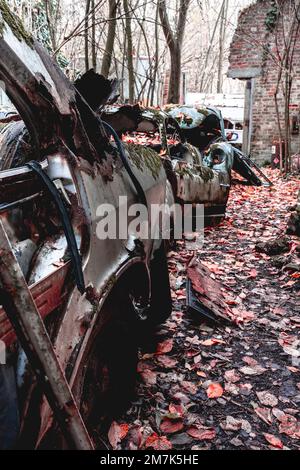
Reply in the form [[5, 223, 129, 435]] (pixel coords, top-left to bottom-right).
[[228, 0, 300, 164]]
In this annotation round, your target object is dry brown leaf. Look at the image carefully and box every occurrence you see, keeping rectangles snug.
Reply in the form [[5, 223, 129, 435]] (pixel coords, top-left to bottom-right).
[[240, 365, 266, 376], [140, 369, 157, 385], [168, 403, 185, 418], [156, 355, 177, 368], [254, 407, 273, 425], [187, 425, 216, 441], [224, 369, 241, 383], [256, 391, 278, 407], [160, 418, 184, 434], [182, 381, 198, 395], [156, 339, 174, 355], [200, 338, 225, 346], [108, 421, 129, 449]]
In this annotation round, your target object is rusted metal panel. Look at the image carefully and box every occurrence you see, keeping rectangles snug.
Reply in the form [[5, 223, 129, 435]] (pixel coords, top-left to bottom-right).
[[0, 262, 70, 347], [187, 259, 236, 324], [0, 219, 93, 450]]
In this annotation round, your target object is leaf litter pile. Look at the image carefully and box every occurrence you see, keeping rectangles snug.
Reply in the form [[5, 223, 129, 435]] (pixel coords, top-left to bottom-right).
[[108, 170, 300, 450]]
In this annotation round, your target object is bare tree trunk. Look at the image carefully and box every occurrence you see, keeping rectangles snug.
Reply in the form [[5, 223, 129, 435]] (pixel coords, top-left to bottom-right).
[[158, 0, 190, 104], [43, 0, 59, 52], [85, 0, 91, 72], [168, 44, 181, 103], [91, 0, 97, 70], [199, 2, 223, 93], [217, 0, 228, 93], [123, 0, 135, 103], [101, 0, 118, 77], [150, 3, 160, 105]]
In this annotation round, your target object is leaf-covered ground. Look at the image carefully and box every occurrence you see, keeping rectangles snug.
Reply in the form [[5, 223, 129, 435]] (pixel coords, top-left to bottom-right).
[[108, 170, 300, 450]]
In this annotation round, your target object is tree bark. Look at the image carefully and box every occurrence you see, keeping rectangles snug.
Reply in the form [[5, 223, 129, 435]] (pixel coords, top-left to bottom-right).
[[91, 0, 97, 70], [101, 0, 118, 78], [123, 0, 135, 103], [85, 0, 91, 72], [158, 0, 190, 104]]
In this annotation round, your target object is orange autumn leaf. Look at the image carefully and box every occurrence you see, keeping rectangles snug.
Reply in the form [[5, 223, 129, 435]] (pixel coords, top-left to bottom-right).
[[264, 433, 283, 449], [145, 433, 172, 450], [207, 383, 224, 399], [201, 338, 225, 346], [290, 272, 300, 279]]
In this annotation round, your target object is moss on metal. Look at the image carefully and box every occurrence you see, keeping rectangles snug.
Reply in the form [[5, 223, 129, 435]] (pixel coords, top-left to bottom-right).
[[195, 165, 214, 182], [175, 163, 214, 183], [125, 143, 162, 180], [0, 0, 34, 47], [185, 143, 201, 165]]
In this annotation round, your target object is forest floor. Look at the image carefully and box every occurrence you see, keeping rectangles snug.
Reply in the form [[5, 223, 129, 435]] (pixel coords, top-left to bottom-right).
[[107, 169, 300, 451]]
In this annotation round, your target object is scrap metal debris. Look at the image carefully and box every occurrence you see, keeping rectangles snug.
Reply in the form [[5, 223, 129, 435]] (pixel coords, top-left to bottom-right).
[[187, 258, 253, 325]]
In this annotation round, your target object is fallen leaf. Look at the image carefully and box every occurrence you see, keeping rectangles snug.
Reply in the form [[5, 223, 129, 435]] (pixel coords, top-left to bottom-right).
[[156, 355, 177, 368], [124, 425, 142, 450], [254, 407, 273, 425], [272, 408, 286, 421], [200, 338, 225, 346], [156, 339, 173, 355], [256, 391, 278, 407], [207, 383, 224, 399], [221, 416, 251, 433], [108, 422, 129, 449], [160, 418, 184, 434], [242, 356, 258, 366], [224, 369, 241, 383], [137, 361, 154, 373], [264, 433, 283, 449], [182, 381, 198, 395], [169, 403, 185, 418], [172, 391, 190, 404], [140, 369, 157, 385], [145, 433, 172, 450], [222, 416, 242, 431], [187, 425, 216, 441], [240, 365, 266, 376], [197, 371, 207, 378], [278, 415, 300, 439], [249, 268, 258, 278]]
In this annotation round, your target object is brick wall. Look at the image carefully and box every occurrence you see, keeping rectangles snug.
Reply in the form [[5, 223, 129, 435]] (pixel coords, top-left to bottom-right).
[[228, 0, 300, 164]]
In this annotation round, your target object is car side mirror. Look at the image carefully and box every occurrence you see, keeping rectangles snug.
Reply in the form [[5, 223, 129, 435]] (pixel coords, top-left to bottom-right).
[[226, 132, 239, 142]]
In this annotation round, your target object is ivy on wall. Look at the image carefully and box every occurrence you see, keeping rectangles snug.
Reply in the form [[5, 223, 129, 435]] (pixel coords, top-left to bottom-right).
[[265, 0, 279, 32], [33, 1, 68, 69], [260, 0, 279, 77]]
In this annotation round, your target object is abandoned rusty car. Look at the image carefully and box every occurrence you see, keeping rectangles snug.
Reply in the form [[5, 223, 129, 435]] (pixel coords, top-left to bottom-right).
[[0, 3, 268, 451]]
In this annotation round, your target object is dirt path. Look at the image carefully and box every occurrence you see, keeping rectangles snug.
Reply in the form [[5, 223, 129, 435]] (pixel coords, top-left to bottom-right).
[[108, 170, 300, 451]]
